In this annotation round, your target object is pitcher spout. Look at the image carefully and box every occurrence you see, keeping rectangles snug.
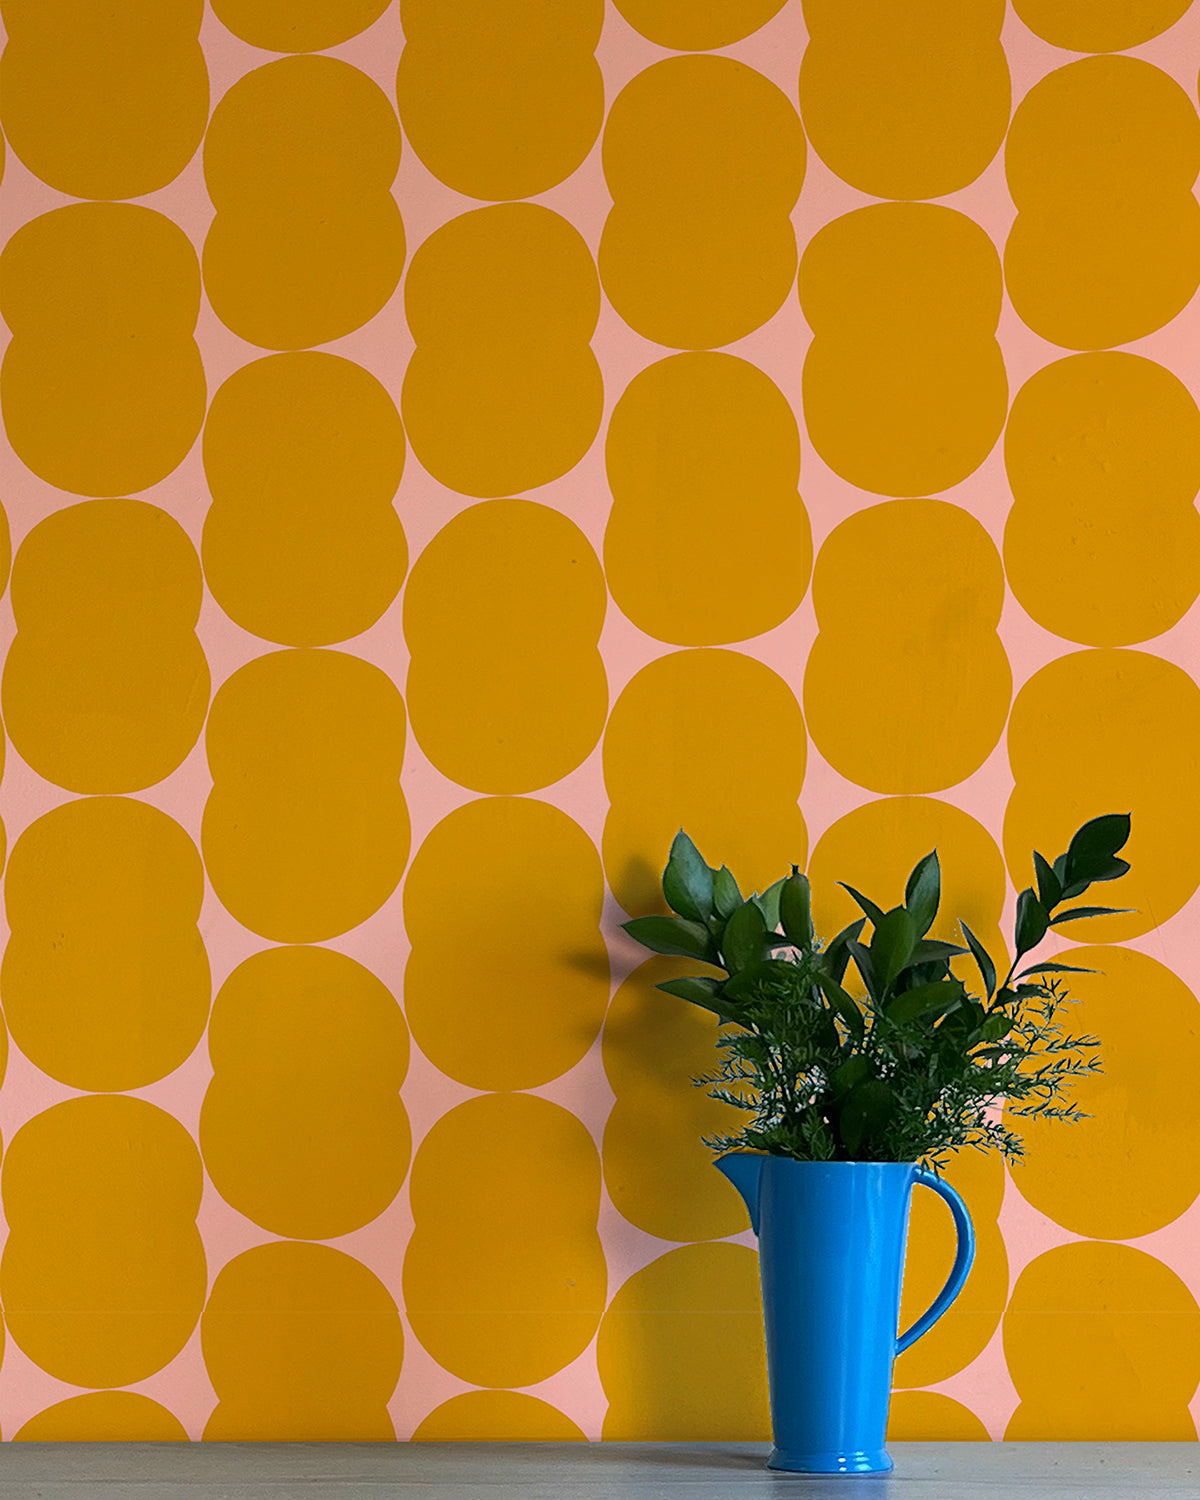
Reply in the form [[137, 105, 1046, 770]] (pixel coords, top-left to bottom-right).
[[714, 1151, 764, 1235]]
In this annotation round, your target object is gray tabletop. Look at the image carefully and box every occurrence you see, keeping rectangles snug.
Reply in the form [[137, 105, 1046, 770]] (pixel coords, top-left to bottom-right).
[[0, 1441, 1193, 1500]]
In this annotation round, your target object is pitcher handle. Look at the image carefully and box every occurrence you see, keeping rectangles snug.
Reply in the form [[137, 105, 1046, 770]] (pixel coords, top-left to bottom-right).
[[895, 1168, 976, 1355]]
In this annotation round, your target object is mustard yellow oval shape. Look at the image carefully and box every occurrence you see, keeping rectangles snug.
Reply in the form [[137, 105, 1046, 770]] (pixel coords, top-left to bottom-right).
[[404, 796, 607, 1090], [805, 501, 1009, 793], [601, 55, 804, 349], [888, 1390, 990, 1441], [3, 797, 208, 1091], [1004, 1242, 1200, 1439], [404, 500, 606, 793], [801, 0, 1008, 200], [1013, 0, 1191, 52], [402, 205, 601, 497], [1005, 648, 1200, 941], [203, 352, 406, 647], [0, 0, 207, 199], [397, 0, 603, 201], [893, 1149, 1007, 1389], [1004, 352, 1200, 646], [0, 205, 205, 495], [203, 648, 408, 941], [16, 1392, 188, 1443], [1005, 57, 1200, 350], [1004, 945, 1200, 1240], [203, 57, 403, 349], [2, 500, 208, 794], [599, 1243, 769, 1439], [604, 353, 810, 646], [614, 0, 786, 49], [213, 0, 389, 51], [202, 1241, 402, 1440], [602, 955, 751, 1242], [202, 944, 409, 1239], [412, 1391, 586, 1442], [603, 648, 807, 918], [2, 1095, 205, 1388], [800, 204, 1006, 495], [404, 1093, 605, 1388]]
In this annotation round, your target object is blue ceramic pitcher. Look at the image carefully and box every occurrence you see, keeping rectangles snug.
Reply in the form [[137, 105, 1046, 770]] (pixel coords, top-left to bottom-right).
[[716, 1154, 974, 1474]]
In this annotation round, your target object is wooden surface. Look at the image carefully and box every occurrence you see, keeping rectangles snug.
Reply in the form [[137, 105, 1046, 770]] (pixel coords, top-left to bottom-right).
[[0, 1442, 1192, 1498]]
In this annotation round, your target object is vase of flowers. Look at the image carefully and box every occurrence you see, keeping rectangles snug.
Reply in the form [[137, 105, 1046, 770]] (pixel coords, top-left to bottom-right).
[[623, 814, 1132, 1473]]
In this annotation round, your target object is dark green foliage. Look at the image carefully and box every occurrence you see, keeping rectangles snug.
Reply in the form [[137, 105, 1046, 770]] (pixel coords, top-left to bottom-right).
[[662, 830, 714, 922], [622, 815, 1132, 1170]]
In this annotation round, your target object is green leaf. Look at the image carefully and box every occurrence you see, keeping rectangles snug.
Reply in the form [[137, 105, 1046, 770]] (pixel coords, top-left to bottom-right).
[[958, 995, 985, 1033], [1049, 905, 1131, 925], [722, 958, 800, 999], [654, 974, 724, 1008], [870, 907, 919, 991], [980, 1012, 1013, 1042], [1014, 888, 1049, 958], [662, 831, 714, 922], [1016, 960, 1097, 978], [816, 972, 865, 1041], [1032, 851, 1061, 911], [830, 1054, 870, 1097], [900, 958, 952, 989], [655, 974, 722, 1002], [886, 979, 963, 1025], [839, 883, 886, 930], [1064, 813, 1131, 885], [906, 938, 968, 965], [779, 867, 815, 949], [753, 878, 785, 932], [622, 915, 718, 964], [840, 1079, 894, 1156], [712, 865, 743, 920], [824, 918, 866, 984], [722, 899, 768, 973], [904, 850, 941, 937], [1052, 852, 1090, 903], [959, 920, 997, 1000], [846, 939, 880, 1004]]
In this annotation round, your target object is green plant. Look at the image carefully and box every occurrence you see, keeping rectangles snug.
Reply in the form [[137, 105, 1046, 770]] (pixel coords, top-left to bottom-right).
[[622, 814, 1132, 1170]]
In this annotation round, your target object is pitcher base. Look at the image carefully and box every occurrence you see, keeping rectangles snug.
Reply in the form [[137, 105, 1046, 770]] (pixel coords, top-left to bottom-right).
[[767, 1445, 894, 1474]]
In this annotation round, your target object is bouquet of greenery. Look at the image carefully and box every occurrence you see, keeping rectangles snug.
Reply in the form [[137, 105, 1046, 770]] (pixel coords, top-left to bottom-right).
[[622, 814, 1132, 1169]]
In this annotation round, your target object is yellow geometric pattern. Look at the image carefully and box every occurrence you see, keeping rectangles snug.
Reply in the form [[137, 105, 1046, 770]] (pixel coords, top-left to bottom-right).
[[3, 797, 209, 1091], [800, 205, 1007, 496], [397, 0, 604, 202], [403, 1093, 606, 1389], [1004, 352, 1200, 645], [604, 353, 811, 646], [0, 207, 206, 496], [203, 55, 405, 350], [0, 0, 1196, 1446], [201, 945, 411, 1240], [800, 2, 1009, 201], [202, 352, 407, 647], [600, 54, 806, 349], [403, 205, 602, 498], [1005, 56, 1200, 350]]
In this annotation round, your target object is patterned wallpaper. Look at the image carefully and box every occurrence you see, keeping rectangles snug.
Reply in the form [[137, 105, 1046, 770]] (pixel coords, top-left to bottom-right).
[[0, 0, 1197, 1443]]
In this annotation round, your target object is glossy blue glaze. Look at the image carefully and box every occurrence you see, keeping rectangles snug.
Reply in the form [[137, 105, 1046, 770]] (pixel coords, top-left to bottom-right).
[[715, 1154, 975, 1474]]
